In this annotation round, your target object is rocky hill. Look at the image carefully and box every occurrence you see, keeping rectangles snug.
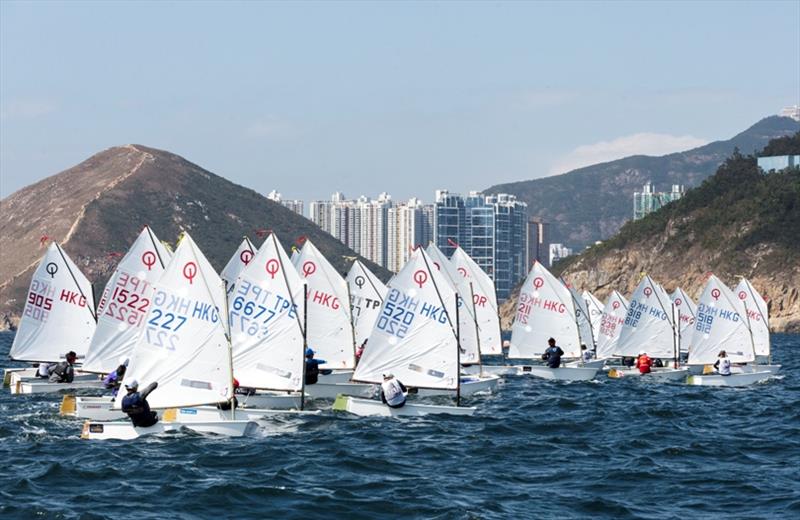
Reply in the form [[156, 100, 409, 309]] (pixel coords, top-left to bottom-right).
[[499, 133, 800, 333], [486, 116, 800, 249], [0, 144, 388, 327]]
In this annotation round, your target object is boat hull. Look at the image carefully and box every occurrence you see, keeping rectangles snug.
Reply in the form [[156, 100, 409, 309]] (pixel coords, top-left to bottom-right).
[[607, 367, 690, 381], [12, 379, 105, 395], [80, 419, 258, 440], [318, 370, 354, 383], [162, 406, 321, 422], [566, 358, 607, 369], [236, 392, 302, 409], [304, 382, 378, 400], [461, 365, 520, 376], [686, 371, 773, 387], [415, 375, 500, 397], [519, 366, 599, 381], [332, 395, 476, 417]]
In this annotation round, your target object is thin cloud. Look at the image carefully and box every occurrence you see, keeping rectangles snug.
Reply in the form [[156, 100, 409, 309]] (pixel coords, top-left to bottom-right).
[[0, 99, 57, 120], [549, 132, 709, 175]]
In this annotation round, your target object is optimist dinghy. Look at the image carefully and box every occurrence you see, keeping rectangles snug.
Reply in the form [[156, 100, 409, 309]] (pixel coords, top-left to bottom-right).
[[81, 233, 257, 440], [685, 275, 772, 387], [610, 276, 689, 381], [731, 278, 780, 374], [594, 291, 629, 363], [507, 262, 599, 381], [347, 259, 388, 352], [9, 242, 100, 394], [220, 237, 257, 296], [339, 247, 478, 416]]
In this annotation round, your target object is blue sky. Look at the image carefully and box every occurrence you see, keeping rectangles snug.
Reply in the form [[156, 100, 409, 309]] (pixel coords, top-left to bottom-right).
[[1, 1, 798, 202]]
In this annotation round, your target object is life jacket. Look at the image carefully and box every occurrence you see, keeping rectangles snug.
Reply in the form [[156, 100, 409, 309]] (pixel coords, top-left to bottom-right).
[[381, 379, 406, 407], [48, 362, 74, 383], [637, 355, 652, 374], [717, 358, 732, 376], [305, 359, 320, 385], [121, 391, 157, 427]]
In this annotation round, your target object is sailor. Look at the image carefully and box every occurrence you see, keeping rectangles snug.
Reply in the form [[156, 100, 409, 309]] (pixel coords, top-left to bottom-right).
[[103, 363, 127, 397], [218, 378, 240, 410], [380, 373, 407, 408], [636, 351, 652, 374], [581, 344, 594, 362], [36, 363, 52, 379], [121, 379, 159, 427], [48, 351, 77, 383], [714, 350, 732, 376], [541, 338, 565, 368], [304, 348, 327, 385]]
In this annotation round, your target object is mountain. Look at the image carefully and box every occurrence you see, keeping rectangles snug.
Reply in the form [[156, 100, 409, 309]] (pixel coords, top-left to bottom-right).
[[0, 144, 389, 327], [486, 116, 800, 249], [498, 133, 800, 333]]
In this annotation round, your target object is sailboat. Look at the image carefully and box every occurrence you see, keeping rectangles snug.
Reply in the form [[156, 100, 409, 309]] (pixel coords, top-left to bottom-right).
[[582, 291, 604, 346], [335, 247, 477, 416], [423, 244, 500, 393], [291, 239, 378, 398], [685, 275, 774, 387], [670, 287, 697, 358], [450, 246, 519, 377], [608, 276, 688, 381], [507, 261, 600, 381], [594, 291, 629, 361], [81, 233, 258, 439], [8, 242, 102, 394], [564, 284, 605, 369], [220, 237, 257, 296], [732, 278, 780, 374], [347, 259, 388, 350], [62, 226, 172, 416]]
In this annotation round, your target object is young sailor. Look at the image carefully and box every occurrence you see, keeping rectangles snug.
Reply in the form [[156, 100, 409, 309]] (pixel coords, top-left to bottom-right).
[[636, 351, 652, 374], [103, 363, 128, 397], [48, 351, 77, 383], [581, 344, 594, 362], [714, 350, 732, 376], [380, 373, 407, 409], [541, 338, 565, 368], [121, 379, 159, 427], [355, 339, 367, 366], [304, 349, 327, 385], [36, 363, 52, 379]]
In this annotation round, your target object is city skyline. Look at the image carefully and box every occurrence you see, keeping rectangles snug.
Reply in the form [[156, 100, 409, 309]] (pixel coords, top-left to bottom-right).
[[2, 2, 798, 201]]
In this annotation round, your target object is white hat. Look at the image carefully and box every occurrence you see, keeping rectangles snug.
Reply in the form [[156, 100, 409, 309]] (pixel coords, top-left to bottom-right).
[[638, 351, 645, 356], [125, 379, 139, 389]]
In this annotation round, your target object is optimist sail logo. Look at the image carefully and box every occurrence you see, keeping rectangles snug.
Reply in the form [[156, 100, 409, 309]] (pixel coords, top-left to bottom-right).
[[240, 250, 253, 265], [413, 270, 428, 288], [532, 277, 544, 290], [457, 267, 468, 278], [265, 259, 279, 279], [183, 262, 197, 284], [302, 261, 316, 278], [674, 298, 682, 307], [354, 275, 365, 289], [45, 262, 59, 278], [643, 287, 652, 298], [141, 251, 156, 270], [711, 288, 721, 301], [738, 290, 747, 301], [612, 301, 620, 310]]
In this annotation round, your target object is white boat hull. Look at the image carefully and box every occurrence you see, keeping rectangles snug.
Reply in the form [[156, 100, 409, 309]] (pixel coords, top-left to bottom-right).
[[236, 392, 302, 409], [12, 379, 105, 395], [63, 395, 126, 420], [8, 369, 99, 389], [734, 364, 781, 375], [607, 367, 690, 381], [461, 365, 520, 376], [304, 382, 378, 400], [566, 358, 607, 369], [162, 406, 321, 422], [318, 370, 354, 383], [80, 419, 259, 440], [686, 371, 773, 387], [332, 395, 476, 417], [519, 365, 599, 381], [415, 375, 500, 397]]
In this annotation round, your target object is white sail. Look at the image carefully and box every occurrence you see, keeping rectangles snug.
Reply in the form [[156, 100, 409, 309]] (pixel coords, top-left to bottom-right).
[[670, 287, 697, 353], [450, 246, 503, 356], [733, 279, 770, 357], [582, 291, 604, 344], [569, 286, 595, 350], [220, 237, 256, 295], [353, 248, 459, 390], [230, 233, 305, 391], [615, 276, 677, 359], [595, 291, 629, 359], [10, 242, 97, 363], [292, 239, 355, 368], [687, 275, 755, 365], [347, 260, 388, 348], [426, 244, 480, 364], [83, 226, 172, 374], [509, 261, 580, 359], [115, 233, 233, 409]]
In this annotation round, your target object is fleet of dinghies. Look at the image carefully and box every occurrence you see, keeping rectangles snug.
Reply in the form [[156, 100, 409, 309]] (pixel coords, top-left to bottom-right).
[[3, 226, 782, 438]]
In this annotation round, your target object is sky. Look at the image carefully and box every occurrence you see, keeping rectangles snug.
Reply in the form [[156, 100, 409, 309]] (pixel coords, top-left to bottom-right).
[[1, 1, 798, 203]]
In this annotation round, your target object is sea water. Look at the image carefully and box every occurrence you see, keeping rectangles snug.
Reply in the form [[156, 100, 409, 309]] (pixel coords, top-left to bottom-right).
[[0, 331, 798, 519]]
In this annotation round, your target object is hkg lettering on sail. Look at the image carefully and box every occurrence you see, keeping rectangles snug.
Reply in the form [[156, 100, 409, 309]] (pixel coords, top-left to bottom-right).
[[312, 290, 340, 310]]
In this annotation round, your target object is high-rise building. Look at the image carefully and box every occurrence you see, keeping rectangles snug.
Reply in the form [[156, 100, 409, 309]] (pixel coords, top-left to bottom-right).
[[633, 182, 684, 220], [267, 190, 305, 217], [779, 105, 800, 122], [549, 243, 573, 265], [433, 190, 527, 299], [386, 198, 434, 272], [526, 218, 551, 268]]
